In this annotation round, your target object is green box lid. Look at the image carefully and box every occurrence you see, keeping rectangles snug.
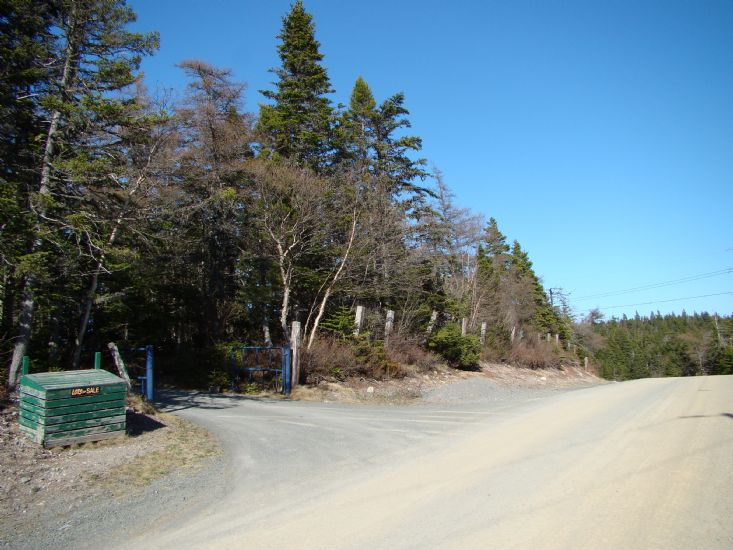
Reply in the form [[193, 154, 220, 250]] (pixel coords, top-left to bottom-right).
[[21, 369, 125, 392]]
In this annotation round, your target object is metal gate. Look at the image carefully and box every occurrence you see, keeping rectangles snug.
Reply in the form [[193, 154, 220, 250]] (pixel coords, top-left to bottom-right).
[[228, 346, 291, 395]]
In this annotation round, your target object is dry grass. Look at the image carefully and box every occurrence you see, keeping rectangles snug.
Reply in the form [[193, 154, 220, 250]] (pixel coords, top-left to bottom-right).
[[110, 412, 220, 489], [385, 336, 441, 372], [126, 393, 158, 415], [302, 335, 440, 384], [507, 341, 563, 369]]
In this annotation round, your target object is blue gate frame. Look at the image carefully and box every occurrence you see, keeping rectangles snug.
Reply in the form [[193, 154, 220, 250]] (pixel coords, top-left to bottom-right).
[[130, 345, 154, 401], [228, 346, 291, 396]]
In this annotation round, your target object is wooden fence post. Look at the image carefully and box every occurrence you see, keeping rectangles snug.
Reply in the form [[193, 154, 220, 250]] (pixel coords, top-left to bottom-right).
[[480, 322, 487, 345], [461, 318, 468, 336], [354, 306, 365, 336], [107, 342, 131, 389], [385, 310, 395, 347], [510, 325, 516, 344], [555, 334, 560, 346], [584, 357, 589, 371], [425, 310, 438, 337], [291, 321, 301, 387]]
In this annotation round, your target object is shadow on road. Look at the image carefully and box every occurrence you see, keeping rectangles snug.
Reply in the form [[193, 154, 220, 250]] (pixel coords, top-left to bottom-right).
[[156, 389, 284, 412], [678, 413, 733, 420]]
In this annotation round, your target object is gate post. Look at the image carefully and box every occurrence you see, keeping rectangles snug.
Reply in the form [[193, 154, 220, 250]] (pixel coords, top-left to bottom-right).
[[282, 346, 292, 396], [145, 345, 154, 401], [354, 306, 365, 336], [290, 321, 301, 388], [385, 310, 395, 347]]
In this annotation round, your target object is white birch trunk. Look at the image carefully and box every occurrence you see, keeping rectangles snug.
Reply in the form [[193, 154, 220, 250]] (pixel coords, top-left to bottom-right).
[[306, 211, 357, 350]]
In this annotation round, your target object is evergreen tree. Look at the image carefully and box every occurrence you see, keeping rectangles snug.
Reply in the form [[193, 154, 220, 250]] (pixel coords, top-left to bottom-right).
[[337, 76, 429, 204], [334, 76, 430, 308], [587, 311, 729, 380], [258, 0, 333, 170], [173, 60, 252, 345], [338, 76, 376, 169], [510, 240, 561, 335], [6, 0, 158, 388], [0, 0, 55, 353], [483, 218, 510, 259]]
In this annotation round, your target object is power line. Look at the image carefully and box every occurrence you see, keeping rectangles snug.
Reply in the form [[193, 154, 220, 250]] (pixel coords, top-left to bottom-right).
[[572, 268, 733, 301], [576, 291, 733, 314]]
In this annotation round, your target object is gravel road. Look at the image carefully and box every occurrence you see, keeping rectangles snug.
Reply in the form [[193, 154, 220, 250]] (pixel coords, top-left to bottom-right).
[[10, 375, 733, 549], [6, 444, 225, 550], [125, 375, 732, 549]]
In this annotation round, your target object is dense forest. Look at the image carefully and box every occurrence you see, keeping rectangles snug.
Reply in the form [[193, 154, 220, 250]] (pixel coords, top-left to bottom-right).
[[578, 311, 733, 380], [1, 0, 730, 390]]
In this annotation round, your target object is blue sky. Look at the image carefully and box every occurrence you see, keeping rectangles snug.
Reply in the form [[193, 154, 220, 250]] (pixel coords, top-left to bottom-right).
[[129, 0, 733, 320]]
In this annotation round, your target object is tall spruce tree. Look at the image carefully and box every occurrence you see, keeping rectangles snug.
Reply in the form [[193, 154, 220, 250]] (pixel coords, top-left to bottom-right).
[[258, 0, 333, 170], [0, 0, 55, 353], [338, 76, 429, 205], [510, 240, 560, 335], [334, 77, 431, 307], [6, 0, 158, 389]]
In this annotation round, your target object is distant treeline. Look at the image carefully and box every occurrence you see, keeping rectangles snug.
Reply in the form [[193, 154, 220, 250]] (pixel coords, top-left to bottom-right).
[[578, 312, 733, 380]]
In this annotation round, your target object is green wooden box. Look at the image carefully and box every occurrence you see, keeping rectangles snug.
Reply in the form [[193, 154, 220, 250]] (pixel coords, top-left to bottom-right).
[[19, 369, 127, 447]]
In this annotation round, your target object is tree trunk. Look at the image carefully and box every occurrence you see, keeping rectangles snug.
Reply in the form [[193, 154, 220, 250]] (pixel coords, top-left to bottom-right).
[[72, 187, 137, 367], [279, 267, 291, 340], [7, 5, 80, 389], [7, 286, 34, 390], [305, 211, 357, 350], [0, 271, 15, 340], [262, 323, 272, 347], [71, 269, 101, 368], [108, 342, 131, 389]]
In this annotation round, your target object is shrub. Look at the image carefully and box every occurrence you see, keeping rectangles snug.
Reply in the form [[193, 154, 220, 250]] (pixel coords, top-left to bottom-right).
[[319, 305, 356, 338], [386, 335, 441, 372], [428, 324, 481, 368], [353, 335, 403, 378], [301, 336, 359, 384], [207, 369, 230, 392], [302, 334, 403, 381], [508, 341, 562, 369]]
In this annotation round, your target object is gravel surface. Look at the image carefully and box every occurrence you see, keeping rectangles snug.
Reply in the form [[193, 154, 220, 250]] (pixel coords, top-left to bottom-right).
[[132, 376, 733, 550], [1, 364, 603, 548], [420, 364, 603, 404], [422, 377, 561, 404], [0, 401, 223, 550], [5, 453, 225, 550]]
